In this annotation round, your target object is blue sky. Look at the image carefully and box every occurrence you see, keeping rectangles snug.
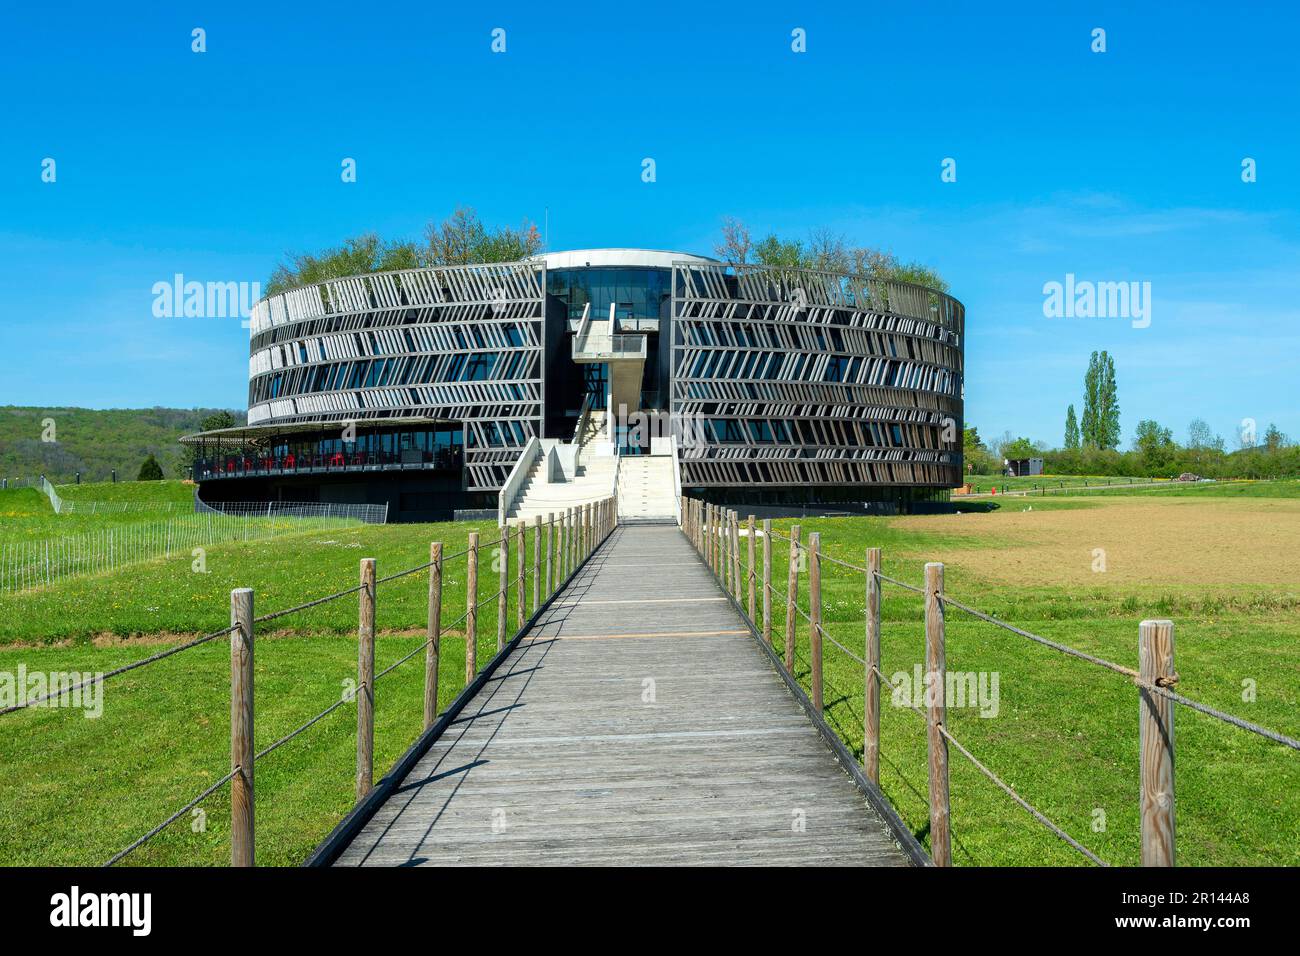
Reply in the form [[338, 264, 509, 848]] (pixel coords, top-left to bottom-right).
[[1, 1, 1296, 449]]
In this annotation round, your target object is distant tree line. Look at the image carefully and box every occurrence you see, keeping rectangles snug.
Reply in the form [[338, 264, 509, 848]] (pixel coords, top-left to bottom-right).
[[965, 420, 1297, 479], [963, 348, 1296, 479]]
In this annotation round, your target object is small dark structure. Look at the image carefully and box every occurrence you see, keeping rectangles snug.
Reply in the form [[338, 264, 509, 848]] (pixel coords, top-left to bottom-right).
[[1006, 457, 1044, 477]]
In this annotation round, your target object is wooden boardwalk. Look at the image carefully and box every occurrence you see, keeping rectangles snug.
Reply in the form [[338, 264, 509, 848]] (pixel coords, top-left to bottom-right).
[[332, 523, 913, 867]]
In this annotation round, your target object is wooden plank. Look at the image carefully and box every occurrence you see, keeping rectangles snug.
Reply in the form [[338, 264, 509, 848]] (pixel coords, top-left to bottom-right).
[[331, 525, 912, 868]]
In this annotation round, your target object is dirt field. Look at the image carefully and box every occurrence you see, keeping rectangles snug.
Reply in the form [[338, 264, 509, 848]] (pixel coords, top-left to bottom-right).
[[894, 497, 1300, 589]]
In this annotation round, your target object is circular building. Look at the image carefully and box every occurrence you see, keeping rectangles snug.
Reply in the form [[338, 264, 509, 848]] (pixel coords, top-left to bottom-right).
[[184, 249, 964, 522]]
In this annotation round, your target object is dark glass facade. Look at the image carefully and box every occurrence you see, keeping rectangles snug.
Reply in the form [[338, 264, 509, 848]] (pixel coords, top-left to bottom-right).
[[545, 267, 671, 321]]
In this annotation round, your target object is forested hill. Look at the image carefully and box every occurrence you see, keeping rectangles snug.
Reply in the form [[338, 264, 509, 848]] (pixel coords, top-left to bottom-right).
[[0, 406, 245, 483]]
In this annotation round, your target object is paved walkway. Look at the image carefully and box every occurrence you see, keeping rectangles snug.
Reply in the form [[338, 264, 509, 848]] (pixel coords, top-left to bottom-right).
[[334, 524, 911, 866]]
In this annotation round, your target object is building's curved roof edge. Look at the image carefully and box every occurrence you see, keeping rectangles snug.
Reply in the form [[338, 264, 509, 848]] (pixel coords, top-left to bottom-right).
[[526, 248, 719, 269]]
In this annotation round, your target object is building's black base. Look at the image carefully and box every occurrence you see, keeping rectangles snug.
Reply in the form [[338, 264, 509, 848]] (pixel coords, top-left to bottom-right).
[[197, 473, 494, 524], [683, 484, 955, 518]]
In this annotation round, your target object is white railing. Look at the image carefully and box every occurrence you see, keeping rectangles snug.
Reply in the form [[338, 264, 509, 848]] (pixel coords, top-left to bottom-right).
[[497, 437, 542, 527], [0, 510, 365, 595], [38, 476, 65, 514], [669, 435, 683, 525], [573, 333, 647, 359], [571, 393, 594, 473], [195, 497, 388, 523]]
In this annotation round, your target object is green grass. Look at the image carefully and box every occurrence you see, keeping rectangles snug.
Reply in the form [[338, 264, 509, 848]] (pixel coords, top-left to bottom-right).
[[56, 478, 197, 505], [963, 474, 1154, 494], [1, 516, 556, 866], [0, 481, 198, 543], [2, 478, 1297, 866], [747, 513, 1300, 867], [965, 476, 1299, 499]]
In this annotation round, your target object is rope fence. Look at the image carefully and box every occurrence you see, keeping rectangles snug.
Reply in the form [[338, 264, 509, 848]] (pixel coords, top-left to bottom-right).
[[679, 495, 1299, 868], [3, 499, 618, 867]]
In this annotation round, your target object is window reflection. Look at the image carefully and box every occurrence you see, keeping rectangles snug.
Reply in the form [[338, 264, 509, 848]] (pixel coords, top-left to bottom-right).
[[546, 268, 670, 321]]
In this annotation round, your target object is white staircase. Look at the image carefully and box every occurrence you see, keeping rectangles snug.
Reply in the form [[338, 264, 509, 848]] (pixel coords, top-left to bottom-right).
[[503, 414, 617, 524], [616, 455, 678, 522]]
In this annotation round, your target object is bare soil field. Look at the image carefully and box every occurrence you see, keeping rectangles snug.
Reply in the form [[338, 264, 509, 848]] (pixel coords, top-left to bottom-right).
[[895, 497, 1300, 590]]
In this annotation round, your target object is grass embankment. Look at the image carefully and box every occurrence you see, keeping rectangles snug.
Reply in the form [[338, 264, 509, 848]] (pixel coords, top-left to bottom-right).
[[0, 481, 196, 542]]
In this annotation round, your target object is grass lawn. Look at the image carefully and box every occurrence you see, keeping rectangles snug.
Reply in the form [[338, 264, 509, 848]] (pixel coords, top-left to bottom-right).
[[745, 485, 1300, 866], [1, 481, 1296, 866]]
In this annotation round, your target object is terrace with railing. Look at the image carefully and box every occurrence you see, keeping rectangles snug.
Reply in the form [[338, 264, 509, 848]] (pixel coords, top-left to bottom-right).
[[193, 446, 464, 482]]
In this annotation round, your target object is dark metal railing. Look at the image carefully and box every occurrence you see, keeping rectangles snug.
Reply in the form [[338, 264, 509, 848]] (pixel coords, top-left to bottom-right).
[[194, 449, 463, 481]]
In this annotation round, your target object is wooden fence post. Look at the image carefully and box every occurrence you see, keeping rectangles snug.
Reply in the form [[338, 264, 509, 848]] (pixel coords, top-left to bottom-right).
[[356, 557, 376, 802], [559, 510, 567, 581], [546, 513, 554, 597], [497, 528, 509, 652], [465, 532, 479, 683], [705, 505, 713, 568], [865, 547, 882, 784], [809, 532, 823, 714], [564, 509, 574, 574], [424, 542, 442, 730], [746, 515, 756, 622], [532, 515, 541, 613], [1139, 619, 1177, 867], [717, 508, 725, 582], [762, 519, 772, 646], [924, 561, 951, 866], [731, 511, 741, 600], [714, 505, 721, 573], [230, 587, 254, 867], [516, 521, 526, 629], [784, 525, 801, 671]]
